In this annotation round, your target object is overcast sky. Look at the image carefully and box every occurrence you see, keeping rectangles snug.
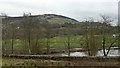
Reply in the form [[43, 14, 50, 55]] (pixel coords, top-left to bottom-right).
[[0, 0, 119, 25]]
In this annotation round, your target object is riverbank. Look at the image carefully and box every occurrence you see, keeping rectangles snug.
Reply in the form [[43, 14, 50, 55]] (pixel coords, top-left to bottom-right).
[[3, 47, 120, 55], [2, 54, 120, 61], [2, 56, 120, 67]]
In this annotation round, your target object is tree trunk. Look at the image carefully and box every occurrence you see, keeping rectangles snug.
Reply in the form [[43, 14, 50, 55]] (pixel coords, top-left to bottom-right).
[[67, 35, 70, 56], [11, 29, 15, 54], [106, 40, 116, 56], [46, 37, 50, 54], [102, 37, 107, 56], [28, 31, 31, 54]]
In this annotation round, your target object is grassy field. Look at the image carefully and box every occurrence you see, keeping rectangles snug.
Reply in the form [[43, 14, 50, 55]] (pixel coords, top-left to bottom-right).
[[3, 35, 116, 50], [2, 57, 120, 67]]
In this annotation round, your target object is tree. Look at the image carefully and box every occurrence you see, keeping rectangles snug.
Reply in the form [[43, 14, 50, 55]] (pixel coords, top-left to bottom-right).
[[9, 22, 16, 54], [2, 16, 8, 55], [66, 34, 71, 56], [84, 18, 98, 56], [30, 18, 45, 54], [2, 14, 19, 54], [21, 13, 40, 54], [42, 22, 55, 54], [100, 15, 116, 56], [22, 13, 32, 54], [60, 23, 76, 56]]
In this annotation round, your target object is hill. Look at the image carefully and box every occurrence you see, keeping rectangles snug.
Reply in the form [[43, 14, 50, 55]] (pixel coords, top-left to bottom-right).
[[3, 14, 79, 24]]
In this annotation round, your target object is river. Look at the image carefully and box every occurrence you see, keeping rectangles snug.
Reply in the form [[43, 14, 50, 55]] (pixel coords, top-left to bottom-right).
[[61, 49, 120, 56]]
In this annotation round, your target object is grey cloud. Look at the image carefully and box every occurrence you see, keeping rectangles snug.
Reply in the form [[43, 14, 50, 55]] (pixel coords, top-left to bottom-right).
[[0, 0, 119, 24]]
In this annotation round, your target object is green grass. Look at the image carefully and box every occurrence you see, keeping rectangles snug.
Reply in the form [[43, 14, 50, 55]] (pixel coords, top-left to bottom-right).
[[2, 35, 117, 50], [48, 18, 78, 24]]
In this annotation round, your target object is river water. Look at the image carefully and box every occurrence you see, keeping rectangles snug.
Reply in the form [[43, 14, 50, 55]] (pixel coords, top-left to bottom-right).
[[61, 49, 120, 56]]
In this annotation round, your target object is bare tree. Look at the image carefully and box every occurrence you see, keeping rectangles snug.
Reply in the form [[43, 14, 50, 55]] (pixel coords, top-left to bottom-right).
[[42, 22, 54, 54], [1, 14, 8, 55], [64, 33, 71, 56], [61, 23, 76, 56], [30, 19, 44, 54], [84, 18, 98, 56], [2, 14, 19, 54], [10, 22, 16, 54], [100, 15, 116, 56], [21, 13, 34, 54]]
